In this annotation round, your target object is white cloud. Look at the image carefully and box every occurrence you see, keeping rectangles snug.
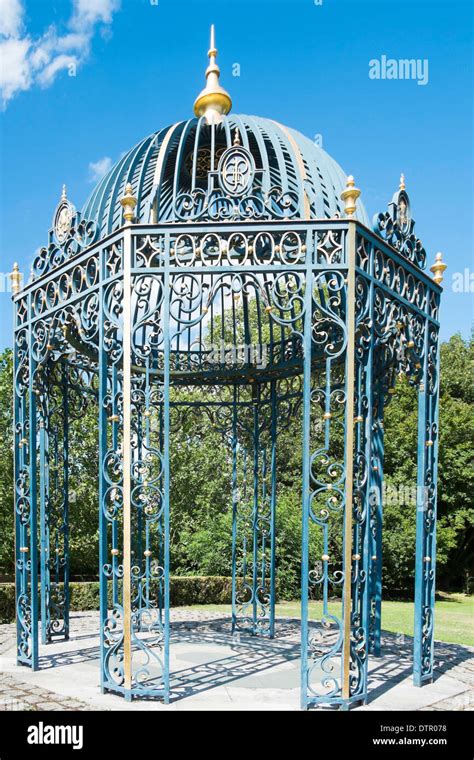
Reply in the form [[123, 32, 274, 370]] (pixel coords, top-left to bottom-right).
[[0, 0, 23, 37], [72, 0, 120, 29], [88, 156, 113, 182], [0, 36, 30, 101], [0, 0, 121, 108]]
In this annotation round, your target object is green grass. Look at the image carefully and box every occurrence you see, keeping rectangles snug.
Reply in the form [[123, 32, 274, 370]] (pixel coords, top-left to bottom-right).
[[185, 592, 474, 647]]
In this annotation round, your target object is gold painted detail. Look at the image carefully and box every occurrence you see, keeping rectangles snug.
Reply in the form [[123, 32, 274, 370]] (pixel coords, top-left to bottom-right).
[[340, 175, 361, 218], [10, 263, 22, 295], [430, 252, 447, 285], [342, 221, 356, 700], [120, 183, 137, 225], [193, 25, 232, 124]]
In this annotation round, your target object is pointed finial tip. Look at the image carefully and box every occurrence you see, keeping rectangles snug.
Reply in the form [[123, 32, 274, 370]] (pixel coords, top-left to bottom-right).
[[193, 25, 232, 123], [61, 184, 67, 200], [399, 173, 406, 191]]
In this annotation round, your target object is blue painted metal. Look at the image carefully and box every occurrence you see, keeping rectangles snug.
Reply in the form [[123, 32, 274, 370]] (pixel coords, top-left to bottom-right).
[[368, 391, 384, 657], [414, 315, 440, 686], [39, 392, 50, 645], [12, 113, 442, 710]]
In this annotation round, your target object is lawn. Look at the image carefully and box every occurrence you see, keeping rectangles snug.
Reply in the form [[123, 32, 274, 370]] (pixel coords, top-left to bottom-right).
[[186, 592, 473, 647]]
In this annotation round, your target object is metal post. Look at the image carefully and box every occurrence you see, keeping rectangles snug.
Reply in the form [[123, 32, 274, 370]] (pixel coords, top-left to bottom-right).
[[414, 319, 440, 686], [39, 391, 50, 644], [28, 303, 39, 670], [98, 247, 109, 692], [251, 387, 260, 634], [369, 389, 384, 657], [268, 380, 277, 639], [162, 231, 171, 703], [300, 234, 314, 710], [341, 221, 356, 703], [62, 364, 70, 639], [122, 228, 133, 699], [231, 387, 239, 634], [14, 316, 39, 669]]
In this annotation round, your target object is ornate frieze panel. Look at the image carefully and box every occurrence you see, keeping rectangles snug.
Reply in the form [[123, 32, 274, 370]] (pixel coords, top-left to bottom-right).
[[33, 188, 98, 279], [373, 180, 426, 269]]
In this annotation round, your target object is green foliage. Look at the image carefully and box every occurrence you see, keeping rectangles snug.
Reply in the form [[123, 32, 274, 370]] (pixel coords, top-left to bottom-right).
[[382, 333, 474, 592], [0, 577, 240, 622], [0, 333, 472, 598]]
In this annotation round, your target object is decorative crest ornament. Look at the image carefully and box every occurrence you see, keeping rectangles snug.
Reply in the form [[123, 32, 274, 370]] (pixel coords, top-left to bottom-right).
[[53, 185, 75, 245], [33, 186, 98, 278], [193, 25, 232, 124], [373, 175, 426, 269]]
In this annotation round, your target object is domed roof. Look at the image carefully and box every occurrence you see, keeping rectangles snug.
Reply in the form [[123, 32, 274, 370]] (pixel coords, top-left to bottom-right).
[[82, 114, 369, 236]]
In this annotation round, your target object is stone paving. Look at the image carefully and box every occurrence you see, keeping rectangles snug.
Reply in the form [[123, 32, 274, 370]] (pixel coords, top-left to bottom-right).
[[0, 610, 473, 711]]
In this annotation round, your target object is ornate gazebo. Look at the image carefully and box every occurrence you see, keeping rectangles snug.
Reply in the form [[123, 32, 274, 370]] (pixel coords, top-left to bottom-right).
[[11, 27, 446, 709]]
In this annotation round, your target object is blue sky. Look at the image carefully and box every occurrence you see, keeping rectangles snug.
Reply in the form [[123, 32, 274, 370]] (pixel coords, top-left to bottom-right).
[[0, 0, 472, 349]]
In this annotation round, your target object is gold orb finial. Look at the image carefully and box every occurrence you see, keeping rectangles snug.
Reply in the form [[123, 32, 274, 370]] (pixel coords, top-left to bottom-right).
[[340, 175, 361, 218], [430, 251, 447, 285], [120, 182, 137, 225], [193, 25, 232, 125], [10, 263, 22, 295], [399, 173, 406, 191]]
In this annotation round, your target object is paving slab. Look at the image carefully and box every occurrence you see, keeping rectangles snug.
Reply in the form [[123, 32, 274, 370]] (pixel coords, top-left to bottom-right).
[[0, 611, 472, 711]]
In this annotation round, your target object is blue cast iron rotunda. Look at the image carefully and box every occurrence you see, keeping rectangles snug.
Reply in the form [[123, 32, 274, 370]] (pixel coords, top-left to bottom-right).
[[11, 26, 446, 709]]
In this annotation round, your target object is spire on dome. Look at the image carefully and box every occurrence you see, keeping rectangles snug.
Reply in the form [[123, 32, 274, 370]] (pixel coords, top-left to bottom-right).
[[193, 25, 232, 125]]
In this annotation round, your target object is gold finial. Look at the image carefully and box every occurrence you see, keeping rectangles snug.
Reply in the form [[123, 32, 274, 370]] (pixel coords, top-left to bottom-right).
[[61, 184, 67, 200], [430, 251, 447, 285], [10, 263, 22, 295], [193, 24, 232, 125], [340, 175, 361, 218], [399, 173, 405, 191], [120, 182, 137, 225]]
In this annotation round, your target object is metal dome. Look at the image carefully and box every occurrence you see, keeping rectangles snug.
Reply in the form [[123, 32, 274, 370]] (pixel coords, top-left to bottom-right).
[[82, 114, 369, 237]]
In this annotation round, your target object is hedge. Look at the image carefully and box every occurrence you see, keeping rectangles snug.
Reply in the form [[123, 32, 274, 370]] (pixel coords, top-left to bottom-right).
[[0, 576, 242, 624]]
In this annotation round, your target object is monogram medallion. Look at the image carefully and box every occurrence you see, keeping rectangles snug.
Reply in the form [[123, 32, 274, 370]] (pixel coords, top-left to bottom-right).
[[218, 144, 255, 197]]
